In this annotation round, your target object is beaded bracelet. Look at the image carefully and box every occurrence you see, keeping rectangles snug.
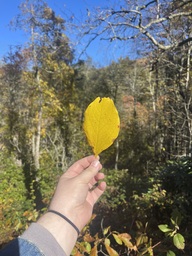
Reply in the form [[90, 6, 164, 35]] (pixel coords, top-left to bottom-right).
[[48, 209, 80, 236]]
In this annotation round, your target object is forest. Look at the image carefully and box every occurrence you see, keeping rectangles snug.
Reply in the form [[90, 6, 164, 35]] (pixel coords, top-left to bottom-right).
[[0, 0, 192, 255]]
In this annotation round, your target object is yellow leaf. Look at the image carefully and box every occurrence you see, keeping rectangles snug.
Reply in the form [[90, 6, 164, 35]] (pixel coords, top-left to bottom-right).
[[113, 233, 123, 245], [104, 238, 119, 256], [83, 97, 120, 156], [119, 233, 135, 249], [90, 245, 98, 256], [103, 226, 111, 235]]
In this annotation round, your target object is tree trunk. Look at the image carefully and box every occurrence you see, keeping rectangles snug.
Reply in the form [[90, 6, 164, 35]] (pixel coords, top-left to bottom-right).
[[184, 44, 192, 156]]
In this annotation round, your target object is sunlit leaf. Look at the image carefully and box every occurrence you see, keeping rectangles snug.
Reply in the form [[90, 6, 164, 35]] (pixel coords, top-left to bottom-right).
[[113, 233, 123, 245], [73, 251, 83, 256], [158, 224, 172, 233], [104, 238, 119, 256], [103, 226, 111, 235], [83, 97, 120, 156], [167, 250, 176, 256], [83, 233, 95, 243], [90, 245, 98, 256], [118, 233, 134, 248], [173, 233, 185, 250], [85, 242, 91, 253]]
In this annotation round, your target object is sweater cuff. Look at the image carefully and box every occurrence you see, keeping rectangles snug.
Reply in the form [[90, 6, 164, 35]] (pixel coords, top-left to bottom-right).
[[21, 223, 67, 256]]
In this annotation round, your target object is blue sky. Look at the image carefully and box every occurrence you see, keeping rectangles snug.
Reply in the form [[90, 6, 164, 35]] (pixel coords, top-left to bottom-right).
[[0, 0, 135, 66]]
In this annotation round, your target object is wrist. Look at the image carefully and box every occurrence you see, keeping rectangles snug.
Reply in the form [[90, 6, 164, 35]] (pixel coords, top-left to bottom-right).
[[37, 211, 78, 255], [47, 209, 80, 236]]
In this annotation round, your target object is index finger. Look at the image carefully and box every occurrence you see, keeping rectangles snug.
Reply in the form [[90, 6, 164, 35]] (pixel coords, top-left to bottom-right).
[[65, 155, 98, 177]]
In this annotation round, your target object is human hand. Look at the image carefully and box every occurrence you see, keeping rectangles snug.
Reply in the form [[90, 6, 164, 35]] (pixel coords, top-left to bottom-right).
[[49, 155, 106, 232], [37, 155, 106, 255]]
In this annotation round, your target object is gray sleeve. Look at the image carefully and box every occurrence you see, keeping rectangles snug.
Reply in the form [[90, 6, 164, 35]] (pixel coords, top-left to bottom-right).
[[21, 223, 67, 256]]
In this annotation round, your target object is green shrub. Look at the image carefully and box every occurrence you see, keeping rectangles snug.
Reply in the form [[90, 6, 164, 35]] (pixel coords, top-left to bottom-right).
[[160, 157, 192, 217], [0, 152, 37, 246], [100, 168, 128, 210]]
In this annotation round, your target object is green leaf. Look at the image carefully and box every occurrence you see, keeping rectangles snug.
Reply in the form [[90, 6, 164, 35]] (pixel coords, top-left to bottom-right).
[[171, 209, 182, 226], [85, 242, 91, 253], [173, 233, 185, 249], [158, 224, 173, 233], [167, 250, 176, 256], [135, 220, 143, 230]]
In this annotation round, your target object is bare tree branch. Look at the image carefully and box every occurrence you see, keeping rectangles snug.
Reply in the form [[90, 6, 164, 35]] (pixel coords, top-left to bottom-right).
[[80, 0, 192, 53]]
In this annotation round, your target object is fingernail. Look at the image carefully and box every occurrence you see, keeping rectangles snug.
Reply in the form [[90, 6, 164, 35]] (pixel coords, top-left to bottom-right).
[[91, 160, 100, 168]]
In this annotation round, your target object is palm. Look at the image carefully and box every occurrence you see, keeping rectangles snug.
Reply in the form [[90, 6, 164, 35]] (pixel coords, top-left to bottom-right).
[[50, 155, 106, 231]]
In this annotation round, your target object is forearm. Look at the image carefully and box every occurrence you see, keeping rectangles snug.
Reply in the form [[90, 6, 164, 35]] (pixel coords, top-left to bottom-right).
[[0, 222, 67, 256], [37, 212, 78, 256], [21, 222, 67, 256]]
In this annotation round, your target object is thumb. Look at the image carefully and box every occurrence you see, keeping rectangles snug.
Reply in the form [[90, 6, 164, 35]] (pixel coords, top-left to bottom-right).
[[78, 159, 101, 183]]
